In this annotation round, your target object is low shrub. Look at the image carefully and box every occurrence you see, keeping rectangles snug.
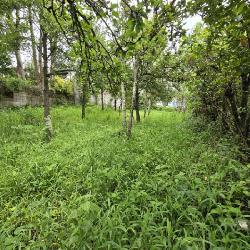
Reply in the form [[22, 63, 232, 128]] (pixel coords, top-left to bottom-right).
[[0, 76, 34, 92]]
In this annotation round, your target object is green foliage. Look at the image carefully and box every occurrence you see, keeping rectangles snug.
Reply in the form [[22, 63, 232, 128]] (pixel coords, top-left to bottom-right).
[[0, 107, 249, 249], [154, 106, 176, 112], [0, 76, 33, 91], [50, 75, 73, 96], [0, 45, 12, 74], [185, 0, 250, 143]]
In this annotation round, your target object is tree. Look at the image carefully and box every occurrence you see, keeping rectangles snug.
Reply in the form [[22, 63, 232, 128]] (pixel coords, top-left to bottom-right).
[[187, 0, 249, 144], [28, 5, 40, 86]]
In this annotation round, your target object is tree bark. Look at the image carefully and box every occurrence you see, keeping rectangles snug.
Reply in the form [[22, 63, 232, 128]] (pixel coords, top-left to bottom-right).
[[95, 93, 98, 105], [15, 9, 25, 79], [38, 28, 44, 90], [240, 74, 249, 137], [121, 82, 127, 130], [135, 82, 140, 122], [225, 83, 243, 137], [127, 57, 138, 137], [42, 30, 53, 140], [49, 36, 57, 73], [143, 91, 148, 118], [147, 94, 152, 116], [82, 92, 86, 119], [181, 95, 186, 112], [101, 87, 104, 110], [114, 98, 117, 111], [73, 73, 80, 105], [81, 82, 87, 119], [221, 95, 229, 131], [28, 6, 40, 86]]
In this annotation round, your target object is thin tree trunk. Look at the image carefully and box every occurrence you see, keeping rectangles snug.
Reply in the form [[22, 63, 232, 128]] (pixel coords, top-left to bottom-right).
[[181, 95, 186, 112], [240, 74, 249, 137], [38, 28, 44, 90], [42, 30, 53, 140], [95, 93, 98, 105], [81, 92, 86, 119], [147, 94, 152, 116], [221, 95, 229, 131], [114, 98, 117, 111], [15, 9, 25, 79], [127, 57, 138, 137], [73, 74, 80, 105], [101, 87, 104, 110], [225, 83, 243, 138], [144, 91, 147, 118], [119, 102, 122, 116], [81, 82, 88, 119], [49, 36, 57, 73], [15, 50, 25, 79], [121, 82, 127, 130], [135, 83, 140, 122], [28, 6, 40, 86]]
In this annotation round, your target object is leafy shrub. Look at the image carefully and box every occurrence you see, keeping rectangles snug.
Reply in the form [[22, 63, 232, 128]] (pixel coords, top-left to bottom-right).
[[50, 75, 73, 96], [0, 76, 34, 92]]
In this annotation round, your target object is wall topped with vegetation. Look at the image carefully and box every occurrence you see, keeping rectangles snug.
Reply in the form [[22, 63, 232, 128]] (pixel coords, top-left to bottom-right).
[[0, 91, 74, 108]]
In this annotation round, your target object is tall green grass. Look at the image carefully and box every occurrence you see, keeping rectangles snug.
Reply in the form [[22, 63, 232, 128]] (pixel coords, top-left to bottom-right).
[[0, 106, 249, 249]]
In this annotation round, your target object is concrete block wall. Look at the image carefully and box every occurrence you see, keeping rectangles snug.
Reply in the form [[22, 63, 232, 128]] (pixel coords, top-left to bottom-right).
[[89, 91, 122, 108]]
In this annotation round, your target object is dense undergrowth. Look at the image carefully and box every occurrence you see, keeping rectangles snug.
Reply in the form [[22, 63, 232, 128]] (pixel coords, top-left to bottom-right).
[[0, 106, 249, 249]]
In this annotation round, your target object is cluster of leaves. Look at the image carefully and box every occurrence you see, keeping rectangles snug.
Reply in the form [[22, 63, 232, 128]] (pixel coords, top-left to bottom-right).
[[50, 75, 73, 96], [0, 76, 34, 92], [183, 0, 250, 145], [0, 107, 249, 249]]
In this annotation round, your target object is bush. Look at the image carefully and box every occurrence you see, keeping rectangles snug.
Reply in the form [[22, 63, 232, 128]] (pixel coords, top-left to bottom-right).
[[0, 76, 34, 92], [50, 75, 73, 96]]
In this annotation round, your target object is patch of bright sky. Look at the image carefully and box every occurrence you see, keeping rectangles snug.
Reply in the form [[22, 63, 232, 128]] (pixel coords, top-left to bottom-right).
[[183, 15, 202, 34]]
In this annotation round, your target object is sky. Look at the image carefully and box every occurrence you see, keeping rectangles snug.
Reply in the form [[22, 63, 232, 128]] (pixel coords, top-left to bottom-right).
[[183, 15, 202, 34]]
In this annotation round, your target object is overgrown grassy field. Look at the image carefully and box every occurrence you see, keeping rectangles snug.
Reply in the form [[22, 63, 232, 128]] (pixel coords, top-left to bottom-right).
[[0, 106, 249, 249]]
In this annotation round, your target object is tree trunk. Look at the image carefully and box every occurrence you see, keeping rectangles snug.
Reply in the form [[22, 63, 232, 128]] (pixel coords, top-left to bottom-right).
[[81, 82, 88, 119], [221, 95, 229, 131], [114, 98, 117, 111], [82, 92, 86, 119], [38, 28, 44, 90], [15, 9, 25, 79], [95, 93, 98, 105], [73, 74, 80, 105], [119, 102, 122, 116], [181, 95, 186, 112], [143, 91, 148, 118], [225, 83, 243, 138], [15, 51, 25, 79], [127, 57, 138, 137], [121, 82, 127, 130], [49, 36, 57, 73], [28, 6, 40, 86], [42, 30, 53, 140], [147, 94, 152, 116], [240, 74, 249, 137], [101, 87, 104, 110], [135, 83, 140, 122]]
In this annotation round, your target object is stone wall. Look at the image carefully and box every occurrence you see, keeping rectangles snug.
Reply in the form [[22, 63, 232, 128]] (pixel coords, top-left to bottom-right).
[[0, 90, 121, 109], [0, 92, 73, 108]]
